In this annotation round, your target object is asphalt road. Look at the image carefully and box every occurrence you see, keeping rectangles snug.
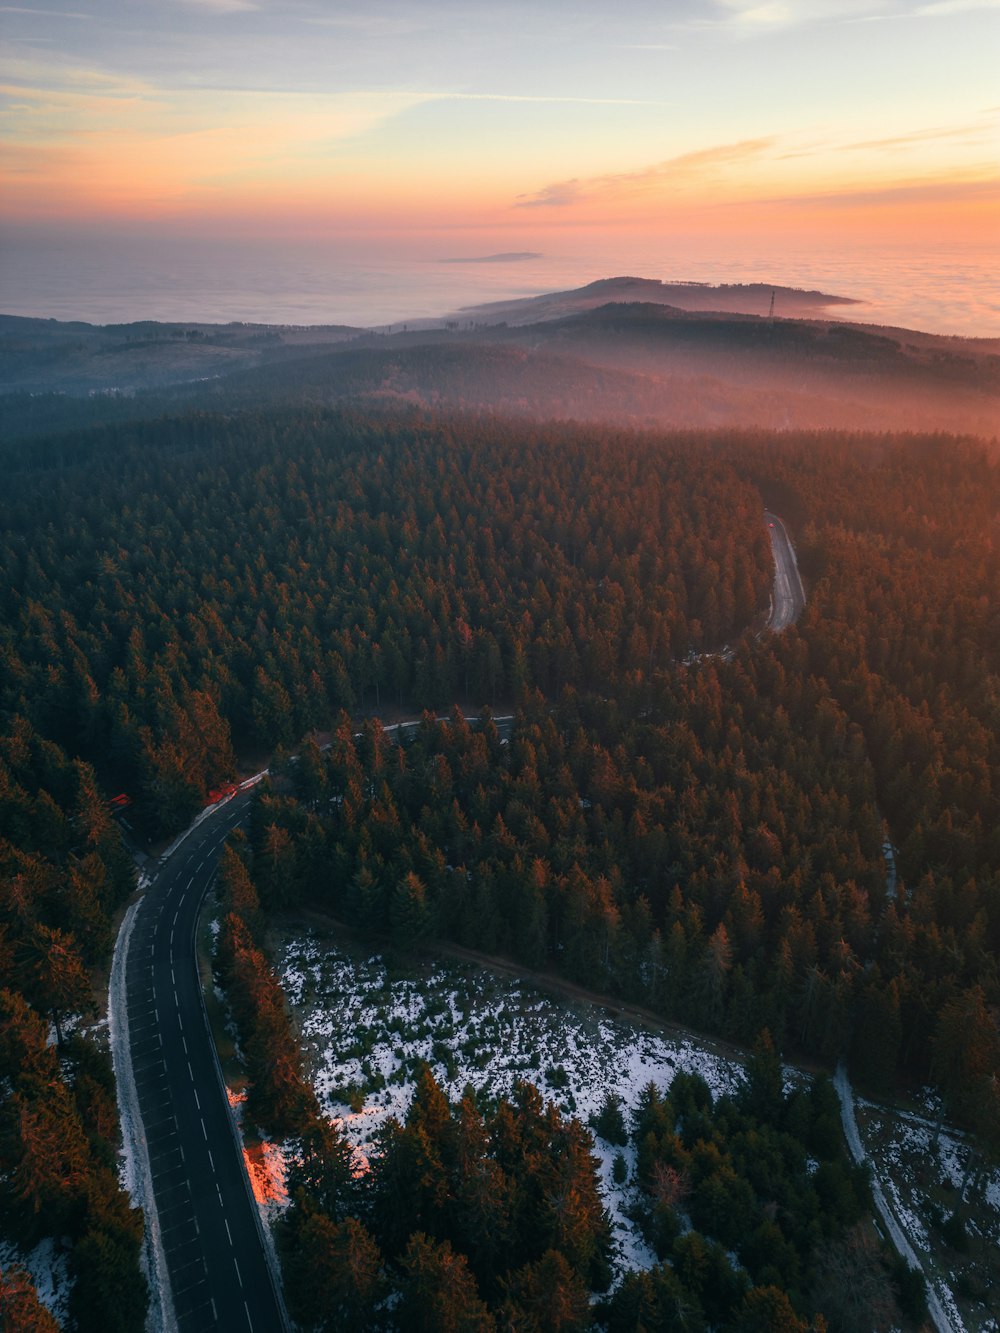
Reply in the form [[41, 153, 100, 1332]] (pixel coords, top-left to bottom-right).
[[764, 510, 806, 630], [123, 789, 287, 1333]]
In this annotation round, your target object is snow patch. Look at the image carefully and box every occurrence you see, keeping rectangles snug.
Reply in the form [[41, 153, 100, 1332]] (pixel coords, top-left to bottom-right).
[[277, 932, 745, 1279]]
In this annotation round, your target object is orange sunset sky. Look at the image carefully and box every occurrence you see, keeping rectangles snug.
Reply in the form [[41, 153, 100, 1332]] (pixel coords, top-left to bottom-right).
[[1, 0, 998, 253]]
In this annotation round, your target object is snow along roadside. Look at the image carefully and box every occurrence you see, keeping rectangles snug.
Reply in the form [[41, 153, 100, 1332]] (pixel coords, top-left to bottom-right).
[[834, 1064, 964, 1333], [109, 898, 177, 1333]]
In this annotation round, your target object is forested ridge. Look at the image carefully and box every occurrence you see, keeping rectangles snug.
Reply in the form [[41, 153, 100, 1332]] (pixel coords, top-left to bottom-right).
[[4, 293, 1000, 443], [1, 404, 998, 1324]]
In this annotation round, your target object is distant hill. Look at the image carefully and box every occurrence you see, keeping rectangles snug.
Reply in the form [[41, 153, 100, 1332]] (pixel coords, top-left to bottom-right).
[[2, 281, 998, 441], [455, 275, 861, 324], [439, 251, 543, 263], [0, 313, 362, 396]]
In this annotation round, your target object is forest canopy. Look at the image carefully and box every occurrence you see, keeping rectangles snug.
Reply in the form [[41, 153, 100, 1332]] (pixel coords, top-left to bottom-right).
[[1, 405, 998, 1321]]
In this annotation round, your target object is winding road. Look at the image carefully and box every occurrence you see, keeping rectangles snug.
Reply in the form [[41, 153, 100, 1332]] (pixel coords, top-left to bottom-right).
[[112, 719, 514, 1332], [834, 1066, 961, 1333], [765, 509, 806, 630], [113, 789, 288, 1333], [109, 510, 804, 1330]]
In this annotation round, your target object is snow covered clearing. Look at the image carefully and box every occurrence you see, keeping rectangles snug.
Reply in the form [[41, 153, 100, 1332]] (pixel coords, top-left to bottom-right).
[[275, 929, 749, 1278]]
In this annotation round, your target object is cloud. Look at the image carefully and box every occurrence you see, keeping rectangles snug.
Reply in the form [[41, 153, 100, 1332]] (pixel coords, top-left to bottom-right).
[[0, 73, 444, 216], [915, 0, 1000, 13], [722, 3, 795, 24], [0, 49, 157, 96], [515, 138, 776, 208], [178, 0, 259, 11], [0, 6, 90, 15], [764, 175, 1000, 209], [429, 91, 670, 107], [705, 0, 911, 33], [516, 179, 582, 208], [840, 121, 996, 150], [708, 0, 835, 29], [299, 14, 427, 35]]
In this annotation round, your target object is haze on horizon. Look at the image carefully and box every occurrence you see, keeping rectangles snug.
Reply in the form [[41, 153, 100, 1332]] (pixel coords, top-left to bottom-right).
[[1, 0, 998, 271]]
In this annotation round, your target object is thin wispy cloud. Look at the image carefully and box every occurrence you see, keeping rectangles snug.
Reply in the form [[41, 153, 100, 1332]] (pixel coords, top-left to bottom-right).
[[764, 175, 1000, 209], [708, 0, 880, 32], [0, 56, 155, 99], [704, 0, 998, 32], [431, 91, 671, 107], [0, 6, 90, 16], [178, 0, 259, 12], [915, 0, 1000, 13], [517, 179, 582, 208], [516, 138, 776, 208], [299, 14, 427, 35], [841, 121, 995, 150]]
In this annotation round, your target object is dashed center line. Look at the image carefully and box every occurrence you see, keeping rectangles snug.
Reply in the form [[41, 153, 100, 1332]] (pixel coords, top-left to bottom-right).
[[129, 800, 284, 1331]]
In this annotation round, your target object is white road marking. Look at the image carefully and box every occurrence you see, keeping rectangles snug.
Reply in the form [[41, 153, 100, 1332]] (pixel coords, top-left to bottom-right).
[[225, 1219, 233, 1245], [234, 1259, 243, 1288]]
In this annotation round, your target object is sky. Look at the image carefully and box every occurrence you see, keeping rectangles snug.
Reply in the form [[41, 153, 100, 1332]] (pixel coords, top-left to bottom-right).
[[1, 0, 998, 255]]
